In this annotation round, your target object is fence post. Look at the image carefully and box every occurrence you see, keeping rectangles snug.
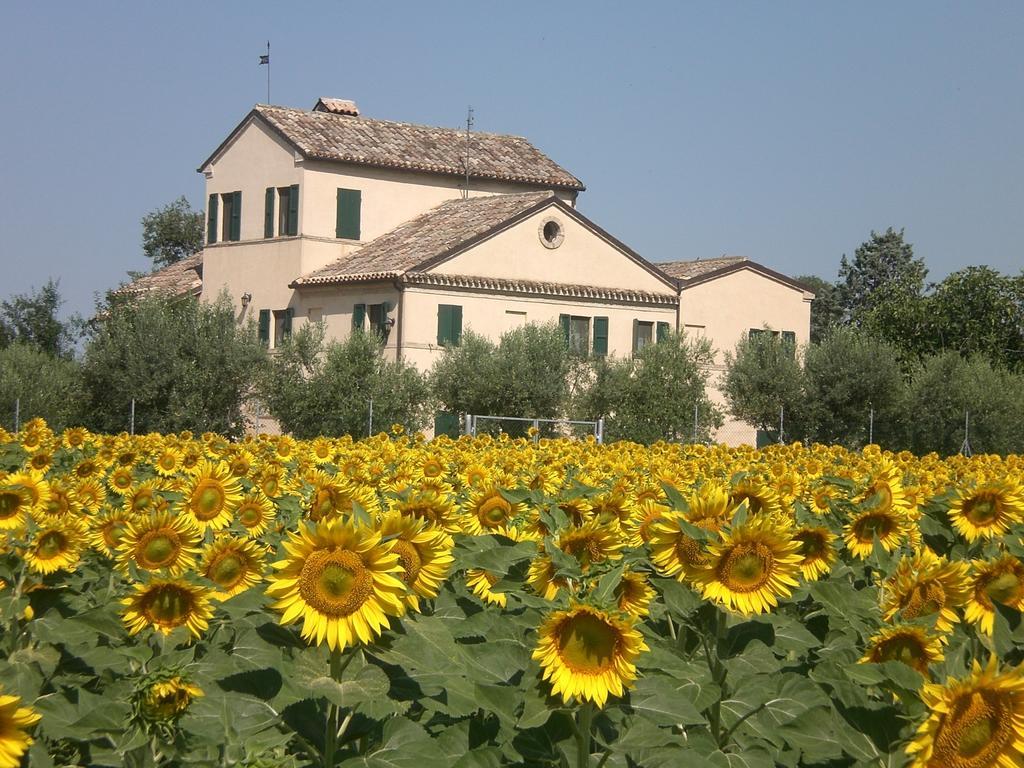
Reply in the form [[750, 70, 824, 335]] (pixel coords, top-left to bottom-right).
[[532, 418, 540, 443], [778, 405, 785, 444], [368, 397, 374, 437], [693, 402, 699, 443], [960, 410, 972, 457], [130, 399, 135, 436], [868, 406, 874, 445], [14, 398, 19, 432], [596, 417, 604, 445]]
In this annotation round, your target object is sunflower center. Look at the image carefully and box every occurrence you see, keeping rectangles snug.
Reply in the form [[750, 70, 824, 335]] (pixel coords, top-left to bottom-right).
[[0, 490, 23, 519], [193, 482, 226, 520], [965, 495, 999, 526], [557, 613, 619, 672], [159, 455, 177, 470], [862, 484, 894, 514], [312, 488, 336, 520], [37, 530, 67, 558], [796, 532, 825, 559], [855, 513, 894, 541], [209, 553, 245, 589], [238, 505, 264, 527], [132, 489, 155, 513], [392, 540, 423, 585], [877, 635, 925, 666], [902, 580, 946, 620], [142, 585, 194, 627], [675, 535, 707, 568], [139, 532, 179, 568], [478, 496, 511, 528], [721, 543, 774, 592], [984, 572, 1021, 605], [298, 550, 372, 617], [934, 690, 1011, 766], [102, 521, 129, 549]]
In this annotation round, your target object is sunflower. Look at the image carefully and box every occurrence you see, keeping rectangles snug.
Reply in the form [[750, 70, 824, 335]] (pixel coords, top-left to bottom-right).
[[591, 492, 633, 527], [691, 516, 803, 616], [180, 461, 243, 531], [843, 504, 910, 559], [199, 536, 267, 600], [124, 480, 164, 517], [24, 517, 87, 575], [87, 508, 136, 558], [61, 426, 90, 450], [136, 675, 203, 724], [648, 512, 712, 582], [376, 512, 454, 610], [0, 482, 33, 531], [860, 624, 945, 675], [117, 512, 202, 577], [466, 569, 507, 608], [687, 482, 733, 532], [234, 492, 276, 537], [532, 604, 647, 708], [74, 478, 107, 514], [388, 489, 458, 532], [266, 518, 407, 650], [854, 460, 910, 518], [0, 687, 41, 768], [153, 447, 184, 478], [793, 526, 837, 581], [461, 486, 521, 537], [38, 479, 82, 521], [121, 578, 214, 639], [881, 549, 971, 635], [623, 499, 672, 547], [948, 482, 1024, 543], [304, 470, 381, 522], [729, 477, 784, 518], [557, 520, 623, 573], [614, 570, 656, 618], [526, 554, 572, 600], [964, 555, 1024, 636], [107, 466, 136, 496], [459, 462, 490, 490], [906, 656, 1024, 768]]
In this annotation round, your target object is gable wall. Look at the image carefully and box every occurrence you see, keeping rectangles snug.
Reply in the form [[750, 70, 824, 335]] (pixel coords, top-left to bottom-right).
[[429, 207, 672, 294]]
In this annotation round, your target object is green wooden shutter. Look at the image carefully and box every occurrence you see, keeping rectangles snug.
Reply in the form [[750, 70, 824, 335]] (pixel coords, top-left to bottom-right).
[[336, 188, 362, 240], [264, 187, 275, 237], [656, 321, 670, 343], [436, 305, 450, 345], [283, 307, 294, 339], [433, 410, 459, 439], [229, 191, 241, 241], [592, 317, 608, 357], [257, 310, 270, 346], [632, 319, 640, 354], [352, 303, 366, 331], [559, 314, 570, 347], [451, 305, 462, 346], [287, 184, 299, 236], [207, 194, 218, 244]]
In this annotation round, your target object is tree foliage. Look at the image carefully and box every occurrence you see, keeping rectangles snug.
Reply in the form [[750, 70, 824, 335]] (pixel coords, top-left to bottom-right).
[[795, 274, 842, 344], [0, 343, 83, 430], [576, 333, 720, 444], [79, 294, 267, 436], [722, 332, 807, 437], [837, 227, 927, 325], [141, 196, 204, 269], [801, 328, 907, 449], [262, 324, 431, 439], [0, 279, 77, 358]]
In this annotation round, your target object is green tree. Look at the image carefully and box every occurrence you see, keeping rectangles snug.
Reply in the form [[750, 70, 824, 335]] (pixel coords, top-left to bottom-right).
[[0, 279, 77, 357], [901, 352, 1024, 456], [79, 293, 267, 436], [263, 324, 431, 438], [576, 333, 720, 444], [795, 275, 843, 344], [0, 343, 83, 430], [802, 328, 907, 449], [142, 196, 204, 269], [837, 228, 927, 324], [925, 266, 1024, 371], [722, 331, 807, 439]]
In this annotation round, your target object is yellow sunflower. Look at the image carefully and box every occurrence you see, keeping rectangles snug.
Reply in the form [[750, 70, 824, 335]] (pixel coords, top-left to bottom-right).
[[74, 478, 107, 514], [24, 517, 87, 575], [461, 486, 521, 537], [116, 512, 202, 577], [153, 447, 184, 478], [687, 482, 733, 532], [881, 549, 971, 636], [648, 511, 712, 582], [0, 481, 33, 531], [121, 578, 214, 639], [526, 554, 572, 601], [532, 604, 647, 708], [793, 526, 838, 581], [388, 489, 458, 533], [234, 492, 276, 538], [377, 512, 454, 610], [906, 656, 1024, 768], [860, 624, 945, 675], [466, 569, 507, 608], [624, 499, 672, 547], [87, 508, 136, 558], [843, 504, 910, 559], [557, 520, 623, 573], [199, 536, 268, 600], [948, 482, 1024, 543], [136, 675, 203, 723], [266, 518, 407, 650], [964, 555, 1024, 636], [123, 479, 164, 517], [179, 460, 243, 531], [614, 570, 656, 618], [691, 516, 803, 616], [0, 687, 41, 768], [729, 477, 784, 518]]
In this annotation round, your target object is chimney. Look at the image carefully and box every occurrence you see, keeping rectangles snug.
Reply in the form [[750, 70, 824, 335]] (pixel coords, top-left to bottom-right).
[[313, 98, 359, 116]]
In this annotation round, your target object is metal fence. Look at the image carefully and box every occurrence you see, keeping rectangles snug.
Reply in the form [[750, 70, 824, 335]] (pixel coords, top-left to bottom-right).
[[465, 414, 604, 443]]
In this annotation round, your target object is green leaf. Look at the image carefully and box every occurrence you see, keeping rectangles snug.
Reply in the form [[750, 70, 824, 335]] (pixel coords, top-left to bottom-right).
[[338, 717, 448, 767], [629, 674, 711, 726], [591, 562, 625, 605], [308, 663, 389, 708], [544, 537, 583, 580]]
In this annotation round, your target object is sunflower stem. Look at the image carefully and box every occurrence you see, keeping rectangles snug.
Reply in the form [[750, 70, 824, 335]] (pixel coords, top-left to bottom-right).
[[575, 702, 594, 768], [324, 647, 357, 767]]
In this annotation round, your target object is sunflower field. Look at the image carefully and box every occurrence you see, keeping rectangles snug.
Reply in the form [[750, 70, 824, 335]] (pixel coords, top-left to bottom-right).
[[2, 419, 1024, 768]]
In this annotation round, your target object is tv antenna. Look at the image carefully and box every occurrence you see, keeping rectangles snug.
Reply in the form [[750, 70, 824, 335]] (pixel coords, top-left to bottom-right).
[[462, 106, 474, 199]]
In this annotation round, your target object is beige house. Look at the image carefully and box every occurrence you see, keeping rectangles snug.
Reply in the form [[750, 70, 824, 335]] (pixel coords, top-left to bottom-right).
[[121, 98, 811, 442]]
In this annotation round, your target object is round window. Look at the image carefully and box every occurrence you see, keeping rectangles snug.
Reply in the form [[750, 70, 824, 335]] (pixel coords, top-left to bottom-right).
[[539, 217, 565, 249]]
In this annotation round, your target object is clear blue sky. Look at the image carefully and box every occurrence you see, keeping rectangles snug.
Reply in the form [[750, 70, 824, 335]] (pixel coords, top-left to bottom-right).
[[2, 2, 1021, 319]]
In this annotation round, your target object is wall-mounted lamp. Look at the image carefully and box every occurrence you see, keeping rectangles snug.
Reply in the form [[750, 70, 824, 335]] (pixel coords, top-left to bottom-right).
[[241, 292, 252, 308]]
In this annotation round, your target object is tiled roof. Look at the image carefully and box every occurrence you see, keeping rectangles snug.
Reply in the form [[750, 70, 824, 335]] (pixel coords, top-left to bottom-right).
[[250, 105, 584, 190], [404, 272, 677, 305], [112, 253, 203, 298], [293, 192, 554, 286], [656, 256, 748, 280]]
